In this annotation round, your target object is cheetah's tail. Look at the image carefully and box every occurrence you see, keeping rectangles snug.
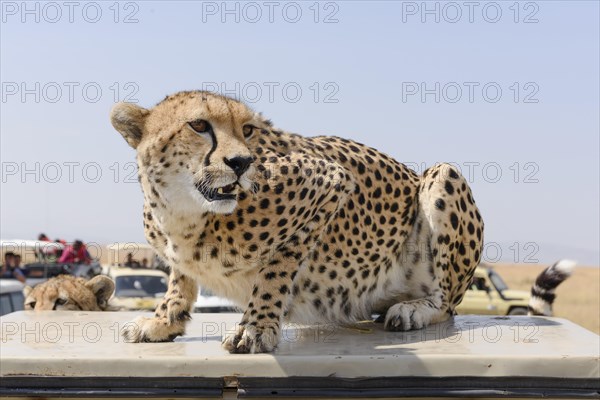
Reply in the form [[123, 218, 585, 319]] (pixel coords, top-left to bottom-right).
[[528, 259, 576, 316]]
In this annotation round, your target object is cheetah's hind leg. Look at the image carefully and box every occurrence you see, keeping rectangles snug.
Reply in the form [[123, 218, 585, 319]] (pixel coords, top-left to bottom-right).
[[385, 163, 483, 331]]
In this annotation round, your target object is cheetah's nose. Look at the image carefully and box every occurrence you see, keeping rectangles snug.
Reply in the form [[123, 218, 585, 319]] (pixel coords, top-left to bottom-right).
[[224, 156, 253, 177]]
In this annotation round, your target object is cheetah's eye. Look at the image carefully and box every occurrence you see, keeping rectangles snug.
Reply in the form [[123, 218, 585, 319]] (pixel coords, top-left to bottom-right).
[[26, 301, 36, 309], [188, 119, 211, 134], [55, 298, 67, 306], [242, 124, 255, 139]]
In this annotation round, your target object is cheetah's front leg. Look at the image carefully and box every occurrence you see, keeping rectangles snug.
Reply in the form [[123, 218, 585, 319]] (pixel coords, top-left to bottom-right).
[[222, 153, 353, 353], [122, 269, 198, 342], [222, 250, 297, 353]]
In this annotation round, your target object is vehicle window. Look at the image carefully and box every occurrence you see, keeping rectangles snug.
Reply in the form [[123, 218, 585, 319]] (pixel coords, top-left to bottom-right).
[[0, 294, 13, 316], [10, 292, 25, 312], [115, 276, 167, 298], [470, 277, 489, 291], [488, 270, 509, 292]]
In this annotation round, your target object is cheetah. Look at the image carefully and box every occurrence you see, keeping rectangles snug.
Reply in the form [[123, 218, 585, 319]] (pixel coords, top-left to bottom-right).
[[23, 275, 115, 311], [110, 91, 484, 353]]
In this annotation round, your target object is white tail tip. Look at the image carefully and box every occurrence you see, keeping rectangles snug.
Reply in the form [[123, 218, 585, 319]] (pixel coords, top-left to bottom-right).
[[553, 259, 576, 276]]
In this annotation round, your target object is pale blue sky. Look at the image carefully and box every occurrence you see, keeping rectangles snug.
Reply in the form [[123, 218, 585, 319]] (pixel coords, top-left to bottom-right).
[[1, 1, 599, 264]]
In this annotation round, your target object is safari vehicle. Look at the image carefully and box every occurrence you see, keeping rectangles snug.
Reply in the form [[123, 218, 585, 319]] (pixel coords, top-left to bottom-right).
[[0, 311, 598, 398], [25, 261, 102, 285], [0, 239, 64, 264], [194, 286, 238, 313], [0, 280, 24, 316], [457, 264, 531, 316], [107, 267, 168, 311], [1, 239, 101, 286], [21, 262, 70, 286], [1, 239, 66, 286]]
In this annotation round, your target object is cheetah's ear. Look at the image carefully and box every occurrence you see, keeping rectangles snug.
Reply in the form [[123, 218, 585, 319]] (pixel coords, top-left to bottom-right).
[[110, 102, 149, 149], [23, 286, 33, 297], [85, 276, 115, 309]]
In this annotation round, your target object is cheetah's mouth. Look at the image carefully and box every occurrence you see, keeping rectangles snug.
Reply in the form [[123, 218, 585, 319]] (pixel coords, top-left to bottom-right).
[[196, 182, 239, 202]]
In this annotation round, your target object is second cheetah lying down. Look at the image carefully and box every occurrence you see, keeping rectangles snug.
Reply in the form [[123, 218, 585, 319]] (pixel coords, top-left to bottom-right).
[[24, 275, 114, 311]]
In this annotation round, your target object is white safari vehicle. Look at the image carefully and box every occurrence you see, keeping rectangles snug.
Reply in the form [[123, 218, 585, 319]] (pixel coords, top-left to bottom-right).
[[194, 286, 239, 313], [0, 311, 598, 398], [107, 268, 168, 311], [0, 280, 24, 316]]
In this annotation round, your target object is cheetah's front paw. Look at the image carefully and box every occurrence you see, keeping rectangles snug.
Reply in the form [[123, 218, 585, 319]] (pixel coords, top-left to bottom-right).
[[384, 302, 427, 331], [121, 316, 184, 343], [222, 323, 279, 354]]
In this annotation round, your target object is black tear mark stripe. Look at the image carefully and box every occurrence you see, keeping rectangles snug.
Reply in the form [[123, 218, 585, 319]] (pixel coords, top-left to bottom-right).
[[204, 129, 218, 166], [203, 99, 218, 166]]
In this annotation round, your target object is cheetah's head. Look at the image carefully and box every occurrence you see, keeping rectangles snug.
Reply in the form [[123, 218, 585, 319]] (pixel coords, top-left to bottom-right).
[[23, 275, 115, 311], [110, 91, 266, 215]]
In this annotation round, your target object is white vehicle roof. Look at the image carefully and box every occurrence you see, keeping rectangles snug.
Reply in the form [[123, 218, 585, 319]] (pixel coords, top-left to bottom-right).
[[1, 239, 65, 264], [0, 312, 598, 397], [0, 279, 24, 294], [1, 312, 597, 379], [0, 239, 64, 250]]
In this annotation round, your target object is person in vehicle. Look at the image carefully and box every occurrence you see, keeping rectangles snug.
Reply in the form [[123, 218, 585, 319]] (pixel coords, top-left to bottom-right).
[[54, 239, 66, 259], [124, 253, 141, 269], [59, 240, 92, 265], [471, 276, 491, 292], [13, 255, 29, 280], [36, 233, 56, 261], [1, 252, 26, 283]]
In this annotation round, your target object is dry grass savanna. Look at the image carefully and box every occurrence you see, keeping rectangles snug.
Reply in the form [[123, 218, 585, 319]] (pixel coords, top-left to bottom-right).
[[493, 263, 599, 334]]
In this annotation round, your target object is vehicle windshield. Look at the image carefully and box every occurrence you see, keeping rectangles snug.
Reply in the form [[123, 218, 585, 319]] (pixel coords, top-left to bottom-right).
[[488, 270, 509, 292], [115, 275, 167, 298]]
